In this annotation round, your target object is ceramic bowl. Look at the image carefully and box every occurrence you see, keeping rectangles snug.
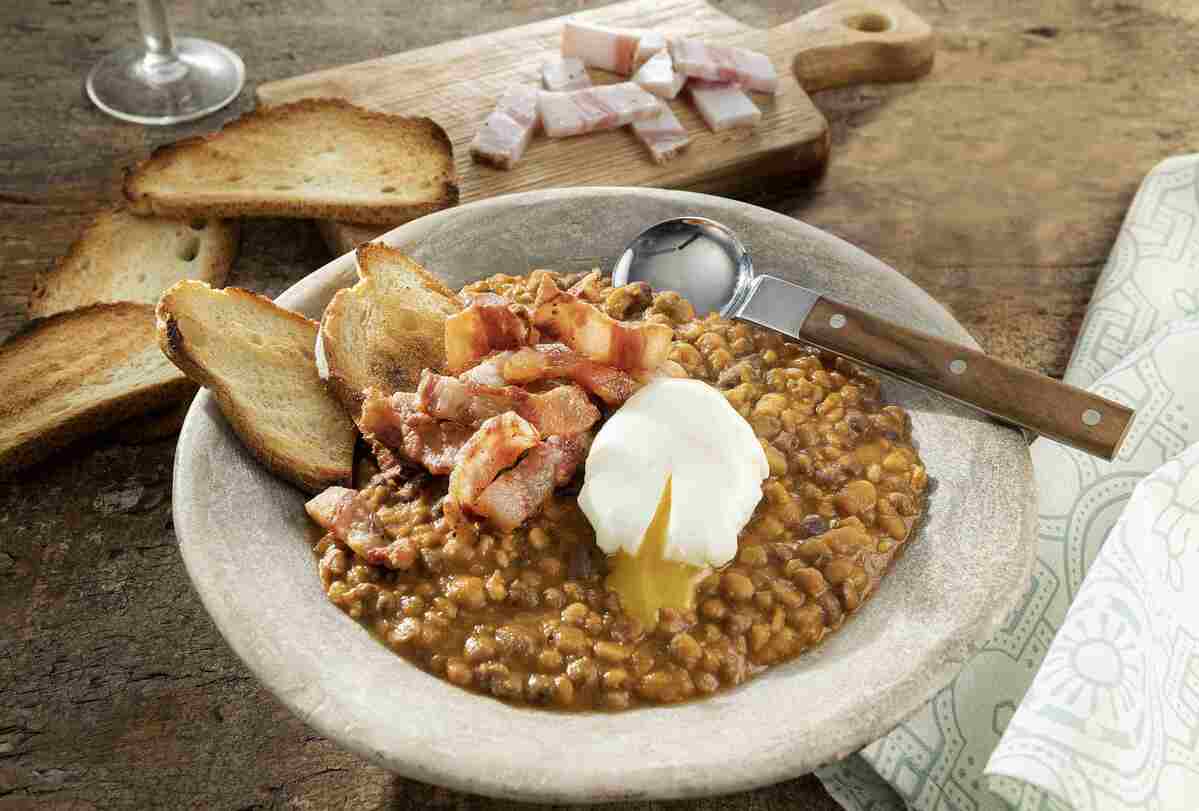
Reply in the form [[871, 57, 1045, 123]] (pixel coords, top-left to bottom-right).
[[173, 187, 1036, 803]]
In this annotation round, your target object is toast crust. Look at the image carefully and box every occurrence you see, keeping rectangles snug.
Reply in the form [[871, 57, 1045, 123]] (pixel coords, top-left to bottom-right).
[[157, 282, 355, 494], [29, 207, 239, 318], [355, 242, 460, 302], [0, 303, 194, 475], [124, 98, 459, 225], [319, 244, 462, 420]]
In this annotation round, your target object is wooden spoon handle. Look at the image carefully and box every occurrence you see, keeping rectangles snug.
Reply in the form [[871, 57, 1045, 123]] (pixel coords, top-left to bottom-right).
[[772, 0, 936, 93], [798, 298, 1134, 459]]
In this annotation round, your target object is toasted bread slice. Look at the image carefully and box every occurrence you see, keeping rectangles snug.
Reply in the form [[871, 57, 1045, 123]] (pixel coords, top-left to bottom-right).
[[157, 281, 355, 494], [318, 243, 461, 419], [124, 99, 459, 225], [0, 303, 194, 475], [29, 208, 239, 319], [316, 220, 388, 257]]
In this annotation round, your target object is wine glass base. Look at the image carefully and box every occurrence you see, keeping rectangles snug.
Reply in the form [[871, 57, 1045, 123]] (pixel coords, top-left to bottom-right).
[[86, 37, 245, 126]]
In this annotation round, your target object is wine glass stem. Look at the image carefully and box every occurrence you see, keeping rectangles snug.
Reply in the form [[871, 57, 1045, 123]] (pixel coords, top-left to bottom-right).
[[137, 0, 186, 81]]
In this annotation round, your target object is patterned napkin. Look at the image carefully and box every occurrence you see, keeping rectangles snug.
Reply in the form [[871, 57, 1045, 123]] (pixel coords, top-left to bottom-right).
[[816, 155, 1199, 811]]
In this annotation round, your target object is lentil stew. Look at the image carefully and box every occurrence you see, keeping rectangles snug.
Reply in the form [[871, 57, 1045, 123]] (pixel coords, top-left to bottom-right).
[[314, 270, 927, 711]]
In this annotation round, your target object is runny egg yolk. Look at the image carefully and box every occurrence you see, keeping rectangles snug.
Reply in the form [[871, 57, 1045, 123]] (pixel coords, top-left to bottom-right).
[[579, 378, 769, 628], [604, 477, 710, 629]]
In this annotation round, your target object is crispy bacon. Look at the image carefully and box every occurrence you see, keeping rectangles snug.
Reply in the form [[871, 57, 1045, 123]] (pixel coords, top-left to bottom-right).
[[336, 496, 386, 556], [445, 292, 532, 374], [359, 387, 472, 475], [458, 356, 506, 387], [310, 473, 430, 569], [462, 344, 638, 406], [303, 482, 393, 564], [448, 413, 540, 514], [358, 388, 410, 447], [532, 276, 672, 371], [368, 438, 402, 472], [400, 412, 475, 475], [634, 358, 689, 385], [474, 433, 592, 531], [306, 486, 356, 530], [416, 370, 600, 435]]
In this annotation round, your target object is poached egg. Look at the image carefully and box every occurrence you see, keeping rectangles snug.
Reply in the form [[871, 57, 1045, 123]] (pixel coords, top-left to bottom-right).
[[579, 377, 769, 626]]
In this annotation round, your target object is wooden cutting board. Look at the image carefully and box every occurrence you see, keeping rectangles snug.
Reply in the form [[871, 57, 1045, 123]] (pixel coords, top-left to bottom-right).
[[257, 0, 934, 253]]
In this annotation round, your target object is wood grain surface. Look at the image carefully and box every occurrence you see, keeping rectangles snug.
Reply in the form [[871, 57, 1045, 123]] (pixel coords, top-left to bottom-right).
[[258, 0, 932, 251], [257, 0, 934, 194], [257, 0, 836, 208], [3, 0, 1199, 808]]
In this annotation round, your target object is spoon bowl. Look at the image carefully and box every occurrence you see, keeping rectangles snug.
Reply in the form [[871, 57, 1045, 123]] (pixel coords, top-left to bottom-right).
[[613, 216, 755, 318], [616, 216, 1134, 460]]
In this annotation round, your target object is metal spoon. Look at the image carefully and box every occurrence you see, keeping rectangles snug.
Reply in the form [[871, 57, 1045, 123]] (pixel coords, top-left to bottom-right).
[[613, 216, 1133, 460]]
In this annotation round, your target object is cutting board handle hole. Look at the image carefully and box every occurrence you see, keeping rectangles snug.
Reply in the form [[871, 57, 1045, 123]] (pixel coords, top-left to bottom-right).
[[844, 12, 892, 33]]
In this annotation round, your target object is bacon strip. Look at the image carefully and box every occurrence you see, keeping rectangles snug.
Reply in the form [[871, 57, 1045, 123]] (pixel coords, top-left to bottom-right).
[[448, 413, 540, 513], [474, 433, 592, 531], [445, 292, 531, 374], [304, 483, 392, 563], [532, 277, 672, 370], [462, 344, 638, 406], [359, 388, 472, 475], [306, 486, 356, 530], [399, 412, 475, 475], [335, 496, 386, 558], [309, 473, 429, 569], [416, 370, 600, 435], [358, 388, 410, 447]]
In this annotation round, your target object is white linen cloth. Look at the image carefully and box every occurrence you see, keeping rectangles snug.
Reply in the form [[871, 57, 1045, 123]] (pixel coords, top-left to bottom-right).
[[816, 155, 1199, 811]]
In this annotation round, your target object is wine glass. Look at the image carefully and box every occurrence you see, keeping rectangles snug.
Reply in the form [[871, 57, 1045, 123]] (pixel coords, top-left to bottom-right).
[[86, 0, 244, 126]]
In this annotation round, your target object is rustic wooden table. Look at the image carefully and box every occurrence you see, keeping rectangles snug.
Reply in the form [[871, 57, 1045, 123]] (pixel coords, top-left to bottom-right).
[[3, 0, 1195, 808]]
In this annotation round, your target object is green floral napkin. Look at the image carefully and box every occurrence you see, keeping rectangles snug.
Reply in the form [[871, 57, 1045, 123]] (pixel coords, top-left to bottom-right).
[[817, 155, 1199, 811]]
